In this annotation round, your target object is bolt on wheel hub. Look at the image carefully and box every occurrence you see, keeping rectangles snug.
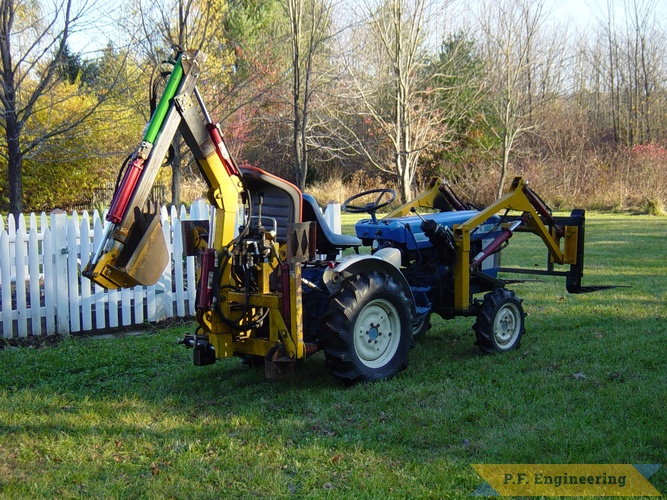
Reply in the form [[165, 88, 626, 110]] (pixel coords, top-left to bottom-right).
[[493, 303, 521, 348], [354, 299, 401, 368]]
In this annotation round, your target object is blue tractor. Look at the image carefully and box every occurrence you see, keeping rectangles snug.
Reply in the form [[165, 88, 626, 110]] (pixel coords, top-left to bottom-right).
[[301, 177, 598, 384]]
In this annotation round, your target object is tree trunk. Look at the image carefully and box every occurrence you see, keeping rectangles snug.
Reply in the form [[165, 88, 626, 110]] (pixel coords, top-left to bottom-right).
[[497, 129, 511, 200], [298, 126, 308, 189], [295, 126, 305, 189], [400, 156, 412, 203], [7, 126, 23, 217], [5, 92, 23, 217], [1, 8, 22, 217], [289, 0, 306, 190]]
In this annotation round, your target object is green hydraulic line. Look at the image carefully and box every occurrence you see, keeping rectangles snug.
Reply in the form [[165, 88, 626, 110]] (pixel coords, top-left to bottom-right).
[[143, 57, 184, 144]]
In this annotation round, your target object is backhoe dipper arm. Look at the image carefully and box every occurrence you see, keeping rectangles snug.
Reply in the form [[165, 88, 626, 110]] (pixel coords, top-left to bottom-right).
[[84, 50, 244, 289]]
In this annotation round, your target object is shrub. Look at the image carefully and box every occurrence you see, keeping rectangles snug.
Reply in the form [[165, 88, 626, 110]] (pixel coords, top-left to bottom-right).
[[642, 198, 666, 216], [626, 144, 667, 212]]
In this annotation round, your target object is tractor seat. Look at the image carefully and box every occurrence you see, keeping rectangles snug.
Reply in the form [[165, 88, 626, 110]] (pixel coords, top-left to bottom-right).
[[302, 194, 362, 259]]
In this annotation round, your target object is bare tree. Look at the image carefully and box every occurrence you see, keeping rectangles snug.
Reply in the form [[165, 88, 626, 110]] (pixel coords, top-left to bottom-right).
[[340, 0, 478, 203], [609, 0, 665, 145], [572, 0, 667, 149], [476, 0, 566, 198], [0, 0, 104, 216], [283, 0, 338, 189]]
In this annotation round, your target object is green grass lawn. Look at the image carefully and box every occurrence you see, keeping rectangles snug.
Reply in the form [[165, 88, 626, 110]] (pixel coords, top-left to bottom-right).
[[1, 213, 665, 498]]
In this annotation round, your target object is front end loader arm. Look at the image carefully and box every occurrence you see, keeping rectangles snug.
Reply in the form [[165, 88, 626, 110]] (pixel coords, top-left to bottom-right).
[[451, 177, 614, 310], [390, 177, 611, 311], [385, 177, 471, 217]]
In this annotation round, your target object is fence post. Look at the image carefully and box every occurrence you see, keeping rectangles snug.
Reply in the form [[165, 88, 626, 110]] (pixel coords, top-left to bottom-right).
[[173, 213, 185, 317], [190, 198, 206, 220], [121, 287, 132, 326], [43, 228, 56, 335], [51, 210, 70, 335], [185, 205, 196, 316], [7, 213, 15, 236], [324, 202, 342, 234], [155, 206, 172, 321], [14, 227, 28, 337], [0, 230, 12, 338], [28, 228, 42, 336], [67, 216, 80, 333], [80, 215, 93, 331], [323, 202, 343, 260], [92, 216, 107, 330], [40, 213, 48, 236]]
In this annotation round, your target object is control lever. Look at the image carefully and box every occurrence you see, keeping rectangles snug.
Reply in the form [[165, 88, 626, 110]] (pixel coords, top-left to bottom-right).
[[410, 207, 456, 262]]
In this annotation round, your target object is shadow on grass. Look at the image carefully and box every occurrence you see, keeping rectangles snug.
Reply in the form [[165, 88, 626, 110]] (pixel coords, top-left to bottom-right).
[[1, 303, 666, 496]]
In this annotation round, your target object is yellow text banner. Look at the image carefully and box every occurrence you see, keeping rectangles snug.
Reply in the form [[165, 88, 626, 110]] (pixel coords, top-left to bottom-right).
[[471, 464, 662, 496]]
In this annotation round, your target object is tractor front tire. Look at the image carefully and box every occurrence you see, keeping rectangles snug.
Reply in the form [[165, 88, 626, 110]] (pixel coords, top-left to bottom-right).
[[473, 288, 525, 353], [321, 271, 413, 385]]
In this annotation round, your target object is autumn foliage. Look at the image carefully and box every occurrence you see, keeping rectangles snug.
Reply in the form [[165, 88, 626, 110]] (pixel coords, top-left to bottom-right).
[[1, 0, 666, 214]]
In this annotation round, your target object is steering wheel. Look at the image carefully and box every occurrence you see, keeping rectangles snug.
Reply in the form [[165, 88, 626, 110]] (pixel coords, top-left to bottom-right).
[[342, 188, 397, 215]]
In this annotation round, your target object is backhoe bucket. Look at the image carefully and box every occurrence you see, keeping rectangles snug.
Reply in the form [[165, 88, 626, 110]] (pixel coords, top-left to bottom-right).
[[118, 210, 169, 286], [86, 209, 169, 289]]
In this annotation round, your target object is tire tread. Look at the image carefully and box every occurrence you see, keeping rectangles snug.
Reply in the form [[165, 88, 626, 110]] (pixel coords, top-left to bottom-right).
[[320, 271, 412, 384]]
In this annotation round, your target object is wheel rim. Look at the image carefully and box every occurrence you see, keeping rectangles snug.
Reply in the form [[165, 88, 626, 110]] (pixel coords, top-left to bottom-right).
[[493, 302, 522, 349], [353, 298, 401, 368]]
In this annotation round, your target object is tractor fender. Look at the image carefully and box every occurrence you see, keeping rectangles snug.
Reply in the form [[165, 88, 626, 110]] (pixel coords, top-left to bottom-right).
[[323, 249, 417, 315]]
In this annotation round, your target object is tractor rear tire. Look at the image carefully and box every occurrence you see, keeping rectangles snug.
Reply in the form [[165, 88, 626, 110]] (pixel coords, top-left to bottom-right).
[[473, 288, 525, 353], [321, 271, 413, 385]]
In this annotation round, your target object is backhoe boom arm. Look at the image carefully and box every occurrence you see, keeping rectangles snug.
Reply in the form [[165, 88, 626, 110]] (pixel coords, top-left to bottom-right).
[[83, 50, 244, 289]]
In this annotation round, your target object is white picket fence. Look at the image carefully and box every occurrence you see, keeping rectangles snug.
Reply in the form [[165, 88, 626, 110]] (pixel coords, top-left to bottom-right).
[[0, 200, 342, 339]]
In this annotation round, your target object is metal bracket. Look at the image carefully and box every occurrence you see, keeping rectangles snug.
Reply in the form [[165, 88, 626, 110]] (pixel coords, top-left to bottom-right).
[[265, 345, 295, 379], [286, 222, 316, 263]]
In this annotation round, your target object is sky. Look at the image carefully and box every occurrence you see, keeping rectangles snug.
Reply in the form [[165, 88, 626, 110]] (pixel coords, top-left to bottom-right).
[[551, 0, 667, 29], [68, 0, 127, 56], [552, 0, 597, 25], [68, 0, 667, 58]]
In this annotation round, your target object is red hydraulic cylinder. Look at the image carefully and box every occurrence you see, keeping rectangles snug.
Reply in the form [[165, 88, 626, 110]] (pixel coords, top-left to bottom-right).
[[522, 185, 563, 238], [107, 156, 146, 224], [198, 249, 216, 310], [207, 123, 240, 178], [471, 220, 522, 269]]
